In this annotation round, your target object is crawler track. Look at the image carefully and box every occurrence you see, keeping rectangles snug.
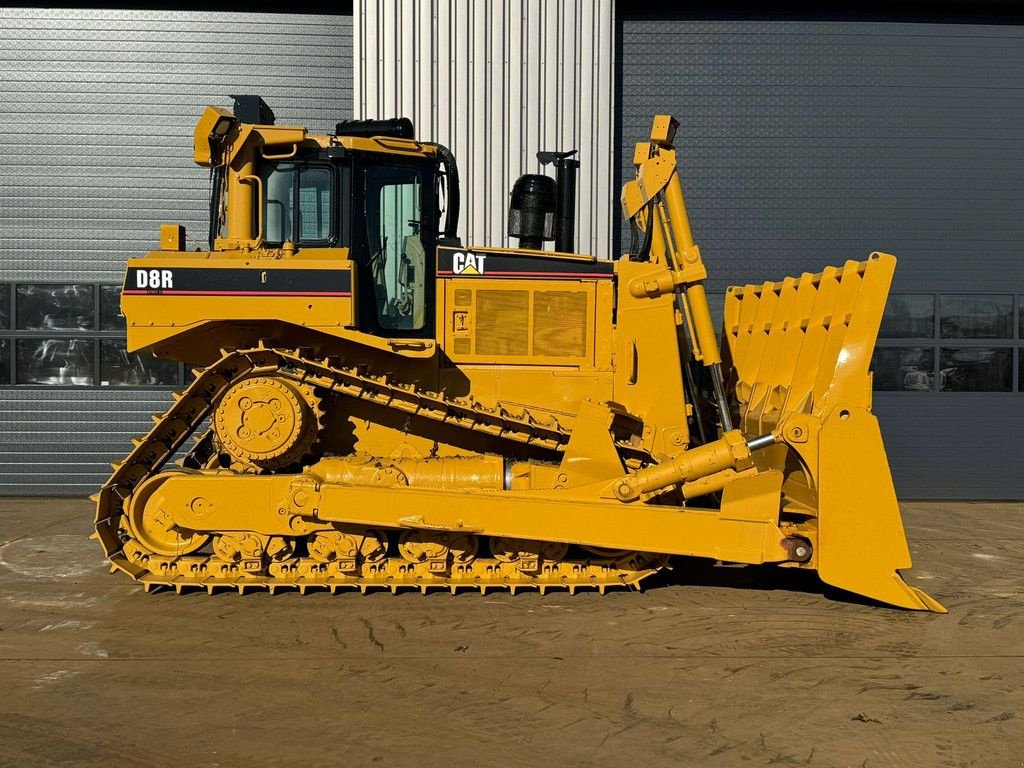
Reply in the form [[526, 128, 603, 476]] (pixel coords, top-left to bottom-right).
[[94, 345, 665, 594]]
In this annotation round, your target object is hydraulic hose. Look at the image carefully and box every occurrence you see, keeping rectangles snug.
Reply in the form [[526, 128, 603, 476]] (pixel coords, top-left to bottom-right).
[[207, 164, 225, 249], [627, 204, 654, 261], [427, 142, 460, 240]]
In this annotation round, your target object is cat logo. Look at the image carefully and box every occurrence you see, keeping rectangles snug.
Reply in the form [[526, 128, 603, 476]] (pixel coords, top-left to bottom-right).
[[452, 251, 486, 275]]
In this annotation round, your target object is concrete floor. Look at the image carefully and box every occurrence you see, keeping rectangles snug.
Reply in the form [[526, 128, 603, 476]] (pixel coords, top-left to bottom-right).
[[0, 499, 1021, 768]]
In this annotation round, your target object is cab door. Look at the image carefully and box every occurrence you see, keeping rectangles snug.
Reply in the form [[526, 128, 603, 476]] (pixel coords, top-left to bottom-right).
[[351, 158, 437, 337]]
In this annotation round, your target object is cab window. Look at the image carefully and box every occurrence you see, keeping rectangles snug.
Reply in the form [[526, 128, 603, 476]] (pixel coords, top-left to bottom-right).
[[364, 165, 427, 330], [260, 162, 335, 245]]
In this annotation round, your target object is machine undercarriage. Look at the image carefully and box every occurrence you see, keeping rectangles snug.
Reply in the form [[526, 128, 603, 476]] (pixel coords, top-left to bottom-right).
[[96, 344, 667, 594]]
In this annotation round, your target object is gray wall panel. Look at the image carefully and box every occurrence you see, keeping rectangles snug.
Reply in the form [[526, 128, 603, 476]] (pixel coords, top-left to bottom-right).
[[620, 17, 1024, 498], [0, 390, 171, 495], [0, 8, 352, 497], [618, 19, 1024, 295], [874, 395, 1024, 499], [0, 8, 353, 282]]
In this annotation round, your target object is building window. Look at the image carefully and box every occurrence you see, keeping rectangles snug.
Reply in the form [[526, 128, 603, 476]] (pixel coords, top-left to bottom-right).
[[873, 293, 1021, 393], [99, 285, 123, 331], [16, 338, 95, 385], [0, 285, 10, 330], [940, 295, 1013, 339], [0, 283, 183, 388], [938, 347, 1012, 392], [871, 347, 935, 392], [0, 338, 9, 385], [99, 338, 180, 386], [16, 284, 94, 331], [880, 294, 934, 339]]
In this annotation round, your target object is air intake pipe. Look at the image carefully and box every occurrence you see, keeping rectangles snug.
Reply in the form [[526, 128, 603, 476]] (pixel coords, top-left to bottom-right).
[[508, 174, 557, 250], [508, 150, 579, 253], [335, 117, 415, 139]]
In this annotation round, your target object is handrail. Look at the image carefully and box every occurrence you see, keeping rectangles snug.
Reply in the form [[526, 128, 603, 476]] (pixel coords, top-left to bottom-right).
[[260, 144, 298, 160]]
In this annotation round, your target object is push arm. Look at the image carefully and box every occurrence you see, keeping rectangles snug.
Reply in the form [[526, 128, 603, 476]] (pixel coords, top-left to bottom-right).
[[620, 115, 733, 431]]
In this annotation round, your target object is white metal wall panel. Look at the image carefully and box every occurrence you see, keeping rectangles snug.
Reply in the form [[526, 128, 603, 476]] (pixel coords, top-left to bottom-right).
[[355, 0, 616, 258]]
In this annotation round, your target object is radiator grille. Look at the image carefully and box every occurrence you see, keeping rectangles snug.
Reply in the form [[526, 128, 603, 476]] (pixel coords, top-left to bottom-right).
[[533, 291, 588, 357], [454, 288, 472, 307], [475, 290, 529, 356], [453, 337, 471, 355]]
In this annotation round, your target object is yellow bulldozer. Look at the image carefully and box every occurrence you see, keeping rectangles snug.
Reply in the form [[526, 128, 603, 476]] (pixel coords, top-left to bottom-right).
[[92, 96, 944, 612]]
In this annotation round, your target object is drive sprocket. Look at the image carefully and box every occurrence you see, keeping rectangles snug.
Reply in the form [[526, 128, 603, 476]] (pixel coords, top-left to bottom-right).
[[213, 375, 323, 470]]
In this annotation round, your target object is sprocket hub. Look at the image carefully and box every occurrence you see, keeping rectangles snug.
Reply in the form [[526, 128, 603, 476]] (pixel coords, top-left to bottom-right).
[[213, 376, 322, 470]]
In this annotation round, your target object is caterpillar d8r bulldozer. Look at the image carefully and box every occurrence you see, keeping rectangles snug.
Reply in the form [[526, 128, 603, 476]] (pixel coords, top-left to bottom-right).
[[92, 96, 944, 611]]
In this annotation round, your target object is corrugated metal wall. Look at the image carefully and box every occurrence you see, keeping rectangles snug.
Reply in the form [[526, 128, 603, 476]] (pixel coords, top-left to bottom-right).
[[1, 8, 353, 282], [619, 16, 1024, 498], [0, 8, 353, 495], [618, 18, 1024, 294], [354, 0, 616, 258]]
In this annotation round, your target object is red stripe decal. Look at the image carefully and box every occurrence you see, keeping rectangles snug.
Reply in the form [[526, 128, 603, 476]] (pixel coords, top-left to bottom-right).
[[437, 271, 612, 278], [121, 290, 351, 297]]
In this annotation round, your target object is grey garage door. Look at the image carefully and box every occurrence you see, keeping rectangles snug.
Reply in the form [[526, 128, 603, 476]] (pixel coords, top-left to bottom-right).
[[0, 8, 353, 495], [620, 16, 1024, 498]]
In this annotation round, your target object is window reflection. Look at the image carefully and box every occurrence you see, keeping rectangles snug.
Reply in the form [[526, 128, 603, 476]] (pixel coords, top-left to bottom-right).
[[100, 285, 124, 331], [298, 167, 332, 241], [0, 284, 10, 329], [16, 284, 94, 331], [0, 339, 9, 385], [261, 163, 334, 245], [871, 347, 934, 391], [940, 295, 1012, 339], [263, 162, 295, 244], [16, 338, 94, 385], [880, 294, 934, 339], [939, 347, 1012, 392], [100, 339, 179, 385]]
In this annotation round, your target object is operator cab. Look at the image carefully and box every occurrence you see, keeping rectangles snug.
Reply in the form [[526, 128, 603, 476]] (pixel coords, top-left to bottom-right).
[[250, 148, 443, 340], [201, 98, 458, 341], [207, 99, 453, 340]]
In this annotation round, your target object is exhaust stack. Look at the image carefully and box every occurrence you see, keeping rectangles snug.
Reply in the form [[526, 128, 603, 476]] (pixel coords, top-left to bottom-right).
[[538, 150, 580, 253]]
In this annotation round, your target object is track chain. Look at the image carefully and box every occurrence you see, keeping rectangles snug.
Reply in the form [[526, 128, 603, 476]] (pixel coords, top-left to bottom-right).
[[94, 344, 664, 594]]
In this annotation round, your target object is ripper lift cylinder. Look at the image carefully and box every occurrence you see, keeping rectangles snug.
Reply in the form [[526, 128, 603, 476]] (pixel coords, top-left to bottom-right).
[[656, 157, 734, 430]]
